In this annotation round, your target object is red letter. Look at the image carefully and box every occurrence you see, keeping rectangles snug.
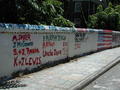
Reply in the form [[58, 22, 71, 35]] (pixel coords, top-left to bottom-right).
[[12, 35, 17, 42], [14, 56, 18, 67], [13, 49, 18, 55]]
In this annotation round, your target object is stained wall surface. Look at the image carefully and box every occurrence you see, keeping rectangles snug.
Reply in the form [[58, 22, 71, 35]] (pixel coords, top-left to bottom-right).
[[0, 23, 120, 82]]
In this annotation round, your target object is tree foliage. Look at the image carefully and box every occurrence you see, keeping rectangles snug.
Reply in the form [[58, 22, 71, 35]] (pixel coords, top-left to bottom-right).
[[87, 3, 120, 31], [0, 0, 74, 27], [108, 0, 120, 5], [52, 16, 75, 27]]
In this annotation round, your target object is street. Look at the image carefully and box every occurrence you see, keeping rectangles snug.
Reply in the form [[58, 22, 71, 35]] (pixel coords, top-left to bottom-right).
[[82, 62, 120, 90]]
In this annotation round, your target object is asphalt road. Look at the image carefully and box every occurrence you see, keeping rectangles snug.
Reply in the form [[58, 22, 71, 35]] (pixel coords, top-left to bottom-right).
[[82, 62, 120, 90]]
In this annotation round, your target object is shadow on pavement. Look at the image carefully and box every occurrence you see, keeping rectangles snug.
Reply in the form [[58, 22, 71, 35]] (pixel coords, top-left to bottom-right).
[[0, 80, 27, 89]]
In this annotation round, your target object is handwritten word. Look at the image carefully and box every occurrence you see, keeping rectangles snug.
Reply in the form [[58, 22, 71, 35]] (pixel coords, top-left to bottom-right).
[[43, 35, 66, 41], [43, 42, 55, 48], [13, 48, 40, 56], [12, 34, 31, 42], [43, 49, 61, 57], [26, 48, 40, 55], [13, 41, 33, 48], [14, 56, 41, 67]]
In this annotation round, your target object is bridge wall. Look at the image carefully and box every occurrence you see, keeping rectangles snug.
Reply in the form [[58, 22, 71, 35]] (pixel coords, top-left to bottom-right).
[[0, 23, 120, 82]]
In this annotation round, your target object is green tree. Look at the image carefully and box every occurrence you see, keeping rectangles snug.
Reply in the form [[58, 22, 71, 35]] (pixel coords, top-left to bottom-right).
[[52, 16, 74, 27], [0, 0, 74, 27], [108, 0, 120, 5], [87, 3, 120, 31], [16, 0, 63, 24]]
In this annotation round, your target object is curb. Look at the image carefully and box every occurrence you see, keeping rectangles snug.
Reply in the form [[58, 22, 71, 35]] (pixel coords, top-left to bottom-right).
[[70, 56, 120, 90]]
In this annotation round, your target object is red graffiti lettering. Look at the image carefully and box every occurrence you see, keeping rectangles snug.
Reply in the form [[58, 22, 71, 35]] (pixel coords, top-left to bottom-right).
[[13, 56, 41, 67], [12, 34, 31, 42], [26, 48, 40, 55], [13, 49, 18, 55], [19, 49, 25, 55], [14, 56, 18, 67], [43, 42, 55, 48], [13, 48, 40, 56], [13, 48, 26, 55]]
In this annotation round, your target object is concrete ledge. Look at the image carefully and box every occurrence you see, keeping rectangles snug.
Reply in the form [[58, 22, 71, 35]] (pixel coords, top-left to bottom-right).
[[71, 56, 120, 90]]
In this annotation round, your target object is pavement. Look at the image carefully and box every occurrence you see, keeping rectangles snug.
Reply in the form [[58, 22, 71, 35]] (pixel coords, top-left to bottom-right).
[[0, 47, 120, 90], [82, 62, 120, 90]]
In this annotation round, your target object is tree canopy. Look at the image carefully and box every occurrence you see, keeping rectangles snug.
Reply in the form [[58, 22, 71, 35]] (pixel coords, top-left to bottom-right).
[[0, 0, 74, 27], [87, 3, 120, 31], [108, 0, 120, 5]]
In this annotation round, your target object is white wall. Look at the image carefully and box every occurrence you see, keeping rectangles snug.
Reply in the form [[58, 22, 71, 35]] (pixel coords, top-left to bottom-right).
[[0, 24, 120, 82]]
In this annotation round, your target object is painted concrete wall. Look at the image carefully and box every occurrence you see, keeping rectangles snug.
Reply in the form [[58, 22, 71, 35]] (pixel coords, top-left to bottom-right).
[[0, 23, 120, 82]]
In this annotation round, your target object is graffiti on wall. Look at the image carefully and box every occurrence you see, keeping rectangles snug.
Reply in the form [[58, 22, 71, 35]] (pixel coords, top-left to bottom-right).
[[13, 56, 41, 67], [43, 41, 55, 48], [75, 32, 88, 49], [75, 32, 88, 42], [13, 48, 40, 56], [12, 34, 33, 48], [12, 34, 41, 67], [11, 34, 68, 67], [43, 34, 68, 57], [43, 49, 62, 57], [43, 34, 66, 41]]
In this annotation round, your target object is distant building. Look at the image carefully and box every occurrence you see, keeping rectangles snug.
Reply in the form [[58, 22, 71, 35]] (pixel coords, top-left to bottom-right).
[[63, 0, 107, 27]]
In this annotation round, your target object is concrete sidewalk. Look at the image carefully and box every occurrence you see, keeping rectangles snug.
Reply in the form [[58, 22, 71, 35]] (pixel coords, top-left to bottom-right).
[[1, 47, 120, 90]]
